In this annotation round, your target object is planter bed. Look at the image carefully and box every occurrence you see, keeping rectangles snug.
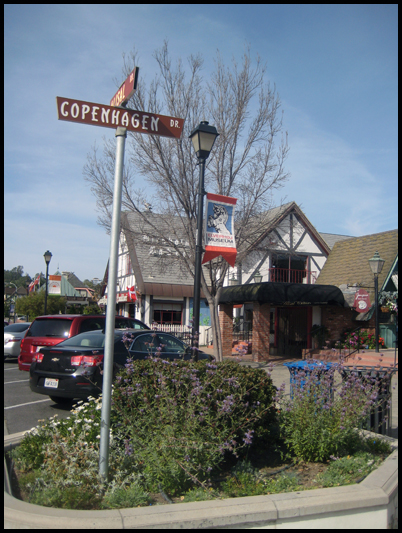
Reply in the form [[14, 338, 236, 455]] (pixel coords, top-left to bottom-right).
[[4, 432, 398, 529]]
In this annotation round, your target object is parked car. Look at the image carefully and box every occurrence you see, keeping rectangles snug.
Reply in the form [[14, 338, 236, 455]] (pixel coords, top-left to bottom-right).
[[29, 329, 214, 403], [4, 322, 31, 359], [18, 315, 149, 371]]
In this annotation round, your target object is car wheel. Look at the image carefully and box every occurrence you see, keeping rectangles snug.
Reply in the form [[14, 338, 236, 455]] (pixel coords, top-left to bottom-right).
[[49, 395, 74, 405]]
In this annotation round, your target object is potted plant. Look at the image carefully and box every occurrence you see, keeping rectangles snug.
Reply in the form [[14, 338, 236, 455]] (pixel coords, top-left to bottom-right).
[[311, 324, 329, 350]]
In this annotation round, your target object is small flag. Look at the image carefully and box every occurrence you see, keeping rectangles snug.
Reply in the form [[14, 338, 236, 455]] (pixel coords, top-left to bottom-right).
[[127, 285, 137, 302]]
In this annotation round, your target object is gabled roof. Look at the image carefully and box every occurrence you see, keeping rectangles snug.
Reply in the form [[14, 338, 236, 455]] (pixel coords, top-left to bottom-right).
[[121, 211, 198, 297], [61, 271, 86, 289], [119, 203, 359, 297], [315, 229, 398, 304], [242, 201, 331, 257]]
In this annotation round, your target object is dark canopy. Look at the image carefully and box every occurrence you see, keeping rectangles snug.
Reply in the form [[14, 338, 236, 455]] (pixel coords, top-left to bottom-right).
[[219, 282, 345, 307]]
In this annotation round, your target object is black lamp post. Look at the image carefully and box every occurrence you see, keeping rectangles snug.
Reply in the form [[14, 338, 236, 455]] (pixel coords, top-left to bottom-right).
[[189, 121, 219, 358], [43, 250, 52, 315], [368, 251, 385, 352]]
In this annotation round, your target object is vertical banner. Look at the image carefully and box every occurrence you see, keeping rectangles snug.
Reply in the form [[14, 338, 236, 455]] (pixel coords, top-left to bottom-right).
[[48, 275, 62, 295], [202, 193, 237, 267]]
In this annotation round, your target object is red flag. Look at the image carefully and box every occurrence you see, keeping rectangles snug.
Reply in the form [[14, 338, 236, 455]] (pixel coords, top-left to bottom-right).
[[29, 274, 41, 292], [127, 285, 137, 302]]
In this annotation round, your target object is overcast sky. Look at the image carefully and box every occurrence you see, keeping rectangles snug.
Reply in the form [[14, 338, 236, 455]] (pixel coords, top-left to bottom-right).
[[4, 4, 398, 282]]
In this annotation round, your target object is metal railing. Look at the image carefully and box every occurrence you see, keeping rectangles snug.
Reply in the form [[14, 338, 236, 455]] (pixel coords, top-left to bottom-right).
[[233, 319, 253, 343], [268, 268, 317, 284], [304, 325, 364, 361]]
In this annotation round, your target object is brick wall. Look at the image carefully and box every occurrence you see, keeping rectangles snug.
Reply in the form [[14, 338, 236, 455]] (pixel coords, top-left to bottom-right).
[[321, 306, 376, 345], [219, 303, 233, 358], [252, 302, 270, 362]]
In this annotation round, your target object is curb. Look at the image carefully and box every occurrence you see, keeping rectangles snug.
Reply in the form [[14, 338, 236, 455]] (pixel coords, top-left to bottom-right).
[[4, 433, 398, 529]]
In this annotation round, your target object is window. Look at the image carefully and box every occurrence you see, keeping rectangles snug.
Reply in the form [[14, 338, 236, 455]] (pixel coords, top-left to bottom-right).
[[271, 254, 307, 283], [157, 333, 186, 354], [153, 302, 182, 325], [131, 333, 158, 353]]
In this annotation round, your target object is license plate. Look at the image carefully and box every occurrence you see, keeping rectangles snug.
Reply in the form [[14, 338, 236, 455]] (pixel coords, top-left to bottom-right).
[[44, 378, 59, 389]]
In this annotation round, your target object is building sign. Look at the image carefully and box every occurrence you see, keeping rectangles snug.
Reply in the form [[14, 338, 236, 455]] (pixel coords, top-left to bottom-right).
[[56, 97, 184, 139], [48, 275, 61, 295], [110, 67, 139, 108], [202, 193, 237, 267], [353, 289, 371, 312]]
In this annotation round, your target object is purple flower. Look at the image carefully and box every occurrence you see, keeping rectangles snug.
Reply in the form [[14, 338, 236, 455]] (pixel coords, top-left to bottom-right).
[[243, 429, 254, 445]]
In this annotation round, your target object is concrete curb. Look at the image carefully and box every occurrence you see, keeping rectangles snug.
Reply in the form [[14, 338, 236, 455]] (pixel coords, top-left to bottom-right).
[[4, 433, 398, 529]]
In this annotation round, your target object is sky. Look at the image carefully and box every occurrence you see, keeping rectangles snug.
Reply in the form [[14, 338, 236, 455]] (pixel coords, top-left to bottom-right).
[[4, 4, 398, 282]]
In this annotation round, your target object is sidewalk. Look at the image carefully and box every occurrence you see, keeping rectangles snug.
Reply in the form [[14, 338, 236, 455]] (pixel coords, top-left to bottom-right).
[[201, 347, 398, 439]]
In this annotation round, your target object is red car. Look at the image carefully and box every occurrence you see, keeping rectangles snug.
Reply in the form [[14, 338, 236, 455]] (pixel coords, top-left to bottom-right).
[[18, 315, 149, 371]]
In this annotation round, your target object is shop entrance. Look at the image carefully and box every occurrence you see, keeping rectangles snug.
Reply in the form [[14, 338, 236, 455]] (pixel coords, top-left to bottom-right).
[[277, 307, 309, 357]]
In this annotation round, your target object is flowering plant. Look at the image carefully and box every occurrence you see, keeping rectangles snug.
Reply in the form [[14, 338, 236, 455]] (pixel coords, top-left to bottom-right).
[[385, 301, 398, 313], [339, 329, 386, 350], [110, 357, 276, 494], [276, 362, 393, 462]]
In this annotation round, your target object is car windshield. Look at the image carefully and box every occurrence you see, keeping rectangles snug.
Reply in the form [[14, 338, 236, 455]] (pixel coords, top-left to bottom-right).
[[26, 319, 72, 338], [4, 323, 31, 333], [55, 331, 123, 349], [56, 331, 106, 348]]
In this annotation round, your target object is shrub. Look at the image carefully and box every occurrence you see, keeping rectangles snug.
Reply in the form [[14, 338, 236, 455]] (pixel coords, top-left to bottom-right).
[[276, 363, 392, 462], [12, 358, 277, 505], [110, 358, 277, 494]]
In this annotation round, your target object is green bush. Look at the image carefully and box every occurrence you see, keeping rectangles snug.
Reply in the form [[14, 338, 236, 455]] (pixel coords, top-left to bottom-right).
[[111, 358, 277, 494], [276, 364, 392, 462], [12, 359, 277, 506]]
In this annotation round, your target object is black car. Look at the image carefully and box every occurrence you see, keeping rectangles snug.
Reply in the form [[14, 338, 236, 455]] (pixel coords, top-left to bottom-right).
[[29, 329, 213, 403]]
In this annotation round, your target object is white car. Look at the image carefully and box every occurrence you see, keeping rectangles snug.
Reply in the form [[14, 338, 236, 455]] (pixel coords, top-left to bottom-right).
[[4, 322, 31, 359]]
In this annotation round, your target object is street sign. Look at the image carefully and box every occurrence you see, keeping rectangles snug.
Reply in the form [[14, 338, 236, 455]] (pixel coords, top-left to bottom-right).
[[110, 67, 139, 108], [56, 97, 184, 138]]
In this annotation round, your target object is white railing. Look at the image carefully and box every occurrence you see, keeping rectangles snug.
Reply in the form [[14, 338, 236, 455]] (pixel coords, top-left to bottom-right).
[[151, 323, 210, 346]]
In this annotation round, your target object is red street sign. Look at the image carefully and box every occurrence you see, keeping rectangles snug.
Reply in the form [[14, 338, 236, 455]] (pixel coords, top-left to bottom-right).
[[110, 67, 139, 107], [56, 97, 184, 139]]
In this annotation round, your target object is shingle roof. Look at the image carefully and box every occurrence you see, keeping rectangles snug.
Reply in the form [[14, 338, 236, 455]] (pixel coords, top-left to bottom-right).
[[315, 229, 398, 304], [319, 233, 355, 250], [61, 271, 86, 289], [121, 211, 198, 297]]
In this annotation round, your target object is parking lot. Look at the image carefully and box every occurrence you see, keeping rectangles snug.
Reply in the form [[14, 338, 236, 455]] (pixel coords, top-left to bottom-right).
[[4, 359, 74, 435]]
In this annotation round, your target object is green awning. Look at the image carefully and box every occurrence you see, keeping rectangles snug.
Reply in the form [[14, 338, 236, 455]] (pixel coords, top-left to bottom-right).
[[219, 282, 345, 306]]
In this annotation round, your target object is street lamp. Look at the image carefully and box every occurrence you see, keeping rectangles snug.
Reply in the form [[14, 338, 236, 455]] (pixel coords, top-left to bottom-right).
[[368, 251, 385, 352], [189, 121, 219, 359], [43, 250, 52, 315], [254, 270, 263, 284]]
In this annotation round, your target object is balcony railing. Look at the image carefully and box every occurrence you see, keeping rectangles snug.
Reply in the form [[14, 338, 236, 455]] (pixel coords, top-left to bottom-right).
[[268, 268, 317, 284]]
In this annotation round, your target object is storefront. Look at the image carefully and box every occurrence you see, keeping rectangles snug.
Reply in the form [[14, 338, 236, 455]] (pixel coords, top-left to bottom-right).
[[219, 282, 345, 360]]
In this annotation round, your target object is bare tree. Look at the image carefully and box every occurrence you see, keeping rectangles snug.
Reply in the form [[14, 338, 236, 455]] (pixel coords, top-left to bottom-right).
[[84, 41, 289, 362]]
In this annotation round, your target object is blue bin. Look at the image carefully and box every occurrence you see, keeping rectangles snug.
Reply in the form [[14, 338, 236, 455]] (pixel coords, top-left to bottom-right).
[[283, 361, 334, 400]]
